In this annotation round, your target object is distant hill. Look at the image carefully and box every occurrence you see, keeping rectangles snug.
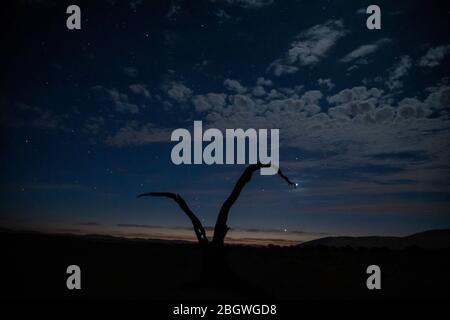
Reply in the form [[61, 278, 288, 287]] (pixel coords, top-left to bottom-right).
[[299, 229, 450, 249]]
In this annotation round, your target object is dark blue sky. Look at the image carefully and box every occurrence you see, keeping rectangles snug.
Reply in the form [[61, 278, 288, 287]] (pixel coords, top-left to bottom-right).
[[1, 0, 450, 243]]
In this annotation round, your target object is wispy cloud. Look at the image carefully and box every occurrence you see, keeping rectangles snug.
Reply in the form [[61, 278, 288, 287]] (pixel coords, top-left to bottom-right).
[[123, 66, 138, 77], [340, 38, 391, 63], [78, 221, 102, 226], [92, 85, 141, 114], [215, 0, 274, 9], [269, 20, 347, 76], [129, 83, 151, 98], [0, 101, 68, 131], [418, 45, 450, 67], [386, 55, 412, 90]]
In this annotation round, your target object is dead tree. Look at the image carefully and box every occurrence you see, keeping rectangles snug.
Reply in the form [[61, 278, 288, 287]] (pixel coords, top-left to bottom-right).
[[138, 162, 295, 247], [138, 162, 296, 284]]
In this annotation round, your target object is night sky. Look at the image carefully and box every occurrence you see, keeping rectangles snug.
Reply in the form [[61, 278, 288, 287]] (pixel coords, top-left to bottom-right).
[[1, 0, 450, 245]]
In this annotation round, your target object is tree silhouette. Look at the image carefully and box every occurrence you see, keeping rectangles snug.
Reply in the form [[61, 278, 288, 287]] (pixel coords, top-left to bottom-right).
[[138, 162, 296, 286], [138, 162, 296, 247]]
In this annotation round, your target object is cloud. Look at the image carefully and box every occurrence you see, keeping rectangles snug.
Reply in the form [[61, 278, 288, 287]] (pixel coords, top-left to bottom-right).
[[0, 101, 67, 130], [327, 87, 384, 105], [83, 116, 105, 135], [166, 81, 193, 102], [418, 45, 450, 67], [317, 78, 335, 91], [268, 60, 299, 77], [386, 55, 412, 90], [396, 97, 430, 119], [215, 0, 274, 9], [356, 8, 366, 14], [340, 38, 391, 63], [424, 85, 450, 111], [105, 122, 171, 147], [287, 20, 347, 66], [92, 85, 140, 114], [78, 222, 101, 226], [116, 223, 160, 229], [29, 109, 66, 129], [94, 73, 450, 182], [186, 76, 450, 195], [129, 83, 151, 98], [90, 68, 449, 198], [192, 93, 227, 112], [224, 78, 247, 93], [252, 86, 266, 97], [123, 66, 138, 77], [256, 77, 273, 87], [327, 87, 383, 120], [268, 20, 347, 75], [368, 151, 429, 162]]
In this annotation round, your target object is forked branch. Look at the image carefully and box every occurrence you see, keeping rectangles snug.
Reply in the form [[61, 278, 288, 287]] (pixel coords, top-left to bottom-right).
[[212, 162, 296, 246], [137, 192, 209, 245], [138, 163, 296, 246]]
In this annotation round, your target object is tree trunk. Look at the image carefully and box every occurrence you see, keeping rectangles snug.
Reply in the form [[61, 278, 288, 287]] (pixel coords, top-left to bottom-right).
[[138, 163, 296, 291], [200, 244, 233, 287]]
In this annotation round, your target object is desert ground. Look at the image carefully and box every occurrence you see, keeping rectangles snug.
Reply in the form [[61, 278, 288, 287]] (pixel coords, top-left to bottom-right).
[[2, 229, 449, 300]]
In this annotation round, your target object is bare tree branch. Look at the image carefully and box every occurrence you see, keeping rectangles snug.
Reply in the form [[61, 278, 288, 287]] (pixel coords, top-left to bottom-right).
[[212, 163, 267, 246], [277, 168, 297, 187], [212, 163, 295, 246], [138, 192, 209, 245], [138, 164, 296, 248]]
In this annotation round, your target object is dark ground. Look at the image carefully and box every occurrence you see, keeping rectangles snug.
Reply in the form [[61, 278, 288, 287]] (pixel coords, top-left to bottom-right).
[[1, 230, 449, 300]]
